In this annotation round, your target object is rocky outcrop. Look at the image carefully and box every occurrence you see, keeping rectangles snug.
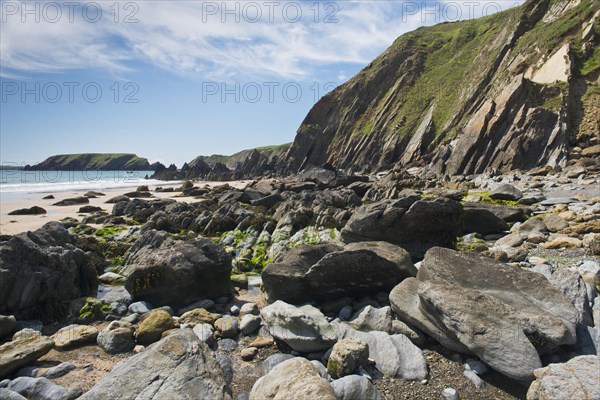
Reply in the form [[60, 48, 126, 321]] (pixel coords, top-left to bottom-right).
[[261, 241, 416, 304], [122, 230, 232, 308], [80, 329, 232, 399], [341, 197, 463, 260], [0, 222, 99, 321], [24, 153, 154, 171], [390, 247, 579, 381]]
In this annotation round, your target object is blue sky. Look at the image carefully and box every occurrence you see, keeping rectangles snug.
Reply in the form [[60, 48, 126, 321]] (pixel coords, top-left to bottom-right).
[[0, 0, 523, 166]]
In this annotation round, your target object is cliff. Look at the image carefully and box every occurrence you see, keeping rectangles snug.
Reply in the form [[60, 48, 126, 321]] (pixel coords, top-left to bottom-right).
[[283, 0, 599, 177], [24, 154, 155, 171]]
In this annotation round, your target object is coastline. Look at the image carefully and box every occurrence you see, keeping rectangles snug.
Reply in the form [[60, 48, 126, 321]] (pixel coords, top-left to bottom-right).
[[0, 180, 252, 236]]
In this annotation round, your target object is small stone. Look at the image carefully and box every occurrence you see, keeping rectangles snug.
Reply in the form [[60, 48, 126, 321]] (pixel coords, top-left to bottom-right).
[[249, 336, 274, 348], [239, 303, 259, 316], [463, 370, 485, 389], [177, 299, 215, 315], [442, 387, 459, 400], [128, 301, 152, 314], [327, 338, 369, 378], [241, 347, 258, 361], [192, 324, 215, 344], [214, 316, 239, 339], [230, 306, 240, 316], [240, 315, 261, 336], [339, 305, 354, 321], [97, 321, 135, 354]]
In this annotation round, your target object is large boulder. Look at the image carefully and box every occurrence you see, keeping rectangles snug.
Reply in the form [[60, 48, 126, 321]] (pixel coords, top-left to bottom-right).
[[489, 183, 522, 201], [390, 247, 579, 381], [123, 230, 232, 308], [341, 197, 463, 260], [80, 329, 232, 400], [0, 222, 98, 321], [261, 301, 337, 352], [526, 355, 599, 400], [249, 357, 336, 400], [262, 241, 415, 304], [0, 333, 54, 379], [462, 207, 509, 235]]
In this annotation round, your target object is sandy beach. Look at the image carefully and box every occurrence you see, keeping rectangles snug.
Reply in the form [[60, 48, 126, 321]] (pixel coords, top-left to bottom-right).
[[0, 180, 252, 235]]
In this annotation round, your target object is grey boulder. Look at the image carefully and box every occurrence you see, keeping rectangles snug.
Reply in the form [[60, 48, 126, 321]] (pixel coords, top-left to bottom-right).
[[332, 322, 428, 380], [262, 241, 415, 304], [250, 357, 335, 400], [123, 230, 232, 308], [526, 355, 600, 400], [341, 197, 463, 260], [331, 375, 384, 400], [261, 301, 337, 352], [80, 329, 232, 400], [7, 377, 67, 400], [0, 222, 98, 321]]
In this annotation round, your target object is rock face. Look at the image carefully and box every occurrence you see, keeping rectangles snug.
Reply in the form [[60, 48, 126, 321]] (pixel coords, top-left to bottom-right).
[[81, 329, 232, 399], [0, 222, 98, 321], [341, 197, 463, 260], [280, 0, 598, 177], [390, 247, 579, 381], [262, 241, 416, 304], [0, 333, 54, 378], [261, 301, 337, 352], [526, 355, 600, 400], [249, 357, 336, 400], [123, 230, 232, 308]]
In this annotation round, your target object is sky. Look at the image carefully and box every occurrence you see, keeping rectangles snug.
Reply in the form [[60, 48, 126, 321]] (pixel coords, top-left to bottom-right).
[[0, 0, 524, 167]]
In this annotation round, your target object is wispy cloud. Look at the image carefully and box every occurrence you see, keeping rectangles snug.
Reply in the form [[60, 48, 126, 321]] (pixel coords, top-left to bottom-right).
[[1, 1, 523, 80]]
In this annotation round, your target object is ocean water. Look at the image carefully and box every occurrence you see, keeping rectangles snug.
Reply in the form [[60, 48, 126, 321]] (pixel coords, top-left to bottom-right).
[[0, 170, 160, 194]]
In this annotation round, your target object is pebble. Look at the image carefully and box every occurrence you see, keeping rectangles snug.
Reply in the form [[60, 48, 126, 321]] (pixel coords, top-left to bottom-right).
[[218, 338, 237, 352], [463, 370, 486, 389], [442, 387, 459, 400], [241, 347, 258, 361], [229, 305, 240, 316]]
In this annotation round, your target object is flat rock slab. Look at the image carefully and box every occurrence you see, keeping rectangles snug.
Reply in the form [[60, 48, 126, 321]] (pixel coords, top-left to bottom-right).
[[0, 335, 54, 379]]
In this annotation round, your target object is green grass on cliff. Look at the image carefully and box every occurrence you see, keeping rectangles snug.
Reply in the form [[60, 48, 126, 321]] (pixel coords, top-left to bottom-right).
[[192, 143, 291, 167]]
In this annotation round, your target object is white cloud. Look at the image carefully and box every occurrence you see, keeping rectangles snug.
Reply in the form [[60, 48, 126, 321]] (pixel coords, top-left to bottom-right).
[[0, 1, 523, 80]]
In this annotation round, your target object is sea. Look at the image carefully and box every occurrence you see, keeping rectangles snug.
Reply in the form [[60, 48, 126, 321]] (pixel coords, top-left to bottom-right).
[[0, 170, 162, 201]]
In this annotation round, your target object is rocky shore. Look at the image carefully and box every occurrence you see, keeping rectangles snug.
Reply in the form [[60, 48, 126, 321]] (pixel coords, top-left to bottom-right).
[[0, 162, 599, 400]]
